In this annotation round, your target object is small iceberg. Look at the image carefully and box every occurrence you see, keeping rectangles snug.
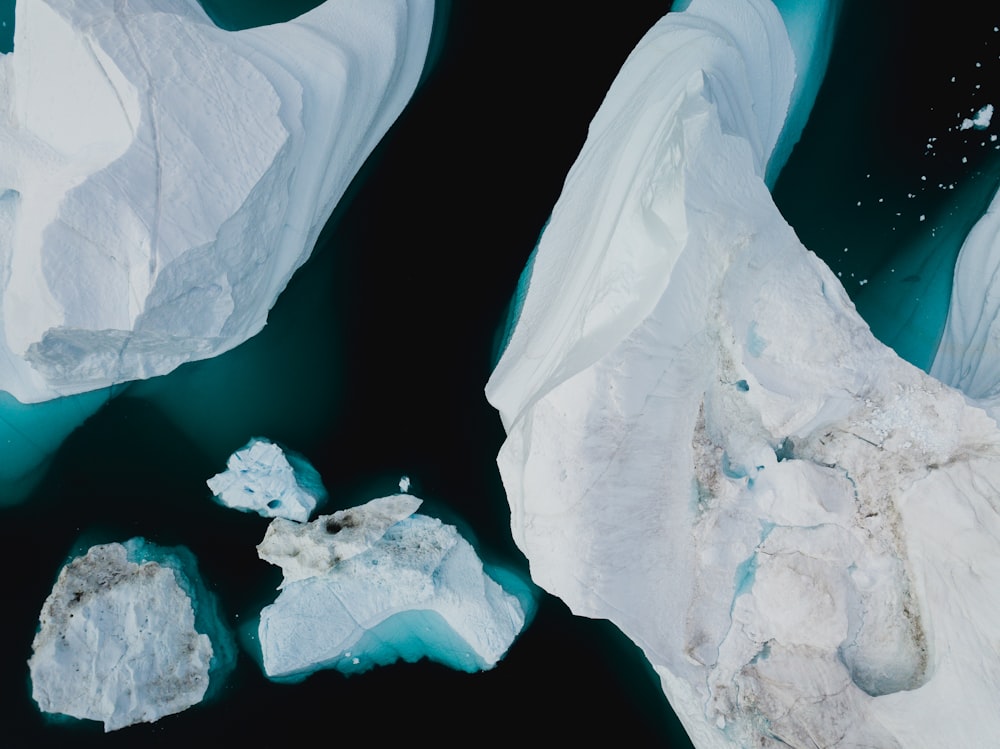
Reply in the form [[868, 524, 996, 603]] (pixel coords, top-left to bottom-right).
[[28, 538, 235, 732], [207, 437, 326, 522], [256, 495, 534, 681]]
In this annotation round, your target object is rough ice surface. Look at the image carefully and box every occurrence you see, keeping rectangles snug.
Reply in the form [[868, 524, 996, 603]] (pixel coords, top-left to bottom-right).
[[257, 495, 532, 681], [0, 0, 434, 403], [486, 1, 1000, 747], [28, 539, 231, 732], [258, 494, 421, 586], [207, 437, 326, 522]]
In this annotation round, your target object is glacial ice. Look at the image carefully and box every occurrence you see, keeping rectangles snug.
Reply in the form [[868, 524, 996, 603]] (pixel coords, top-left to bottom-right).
[[0, 0, 434, 404], [932, 186, 1000, 415], [207, 437, 326, 522], [28, 538, 234, 732], [256, 494, 533, 681], [486, 1, 1000, 747]]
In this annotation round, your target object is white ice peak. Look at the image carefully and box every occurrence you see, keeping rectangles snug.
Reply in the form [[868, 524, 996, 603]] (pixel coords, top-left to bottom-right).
[[0, 0, 434, 402]]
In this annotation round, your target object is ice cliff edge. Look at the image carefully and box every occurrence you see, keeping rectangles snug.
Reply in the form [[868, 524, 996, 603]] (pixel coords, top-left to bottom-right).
[[0, 0, 434, 403]]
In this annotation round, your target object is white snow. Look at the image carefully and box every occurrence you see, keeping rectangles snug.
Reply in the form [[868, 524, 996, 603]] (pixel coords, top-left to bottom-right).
[[207, 438, 326, 522], [486, 1, 1000, 747], [0, 0, 434, 403], [256, 495, 531, 680], [28, 540, 215, 732]]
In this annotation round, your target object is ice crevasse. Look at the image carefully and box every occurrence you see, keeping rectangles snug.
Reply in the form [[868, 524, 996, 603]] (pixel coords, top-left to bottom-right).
[[487, 1, 1000, 747], [0, 0, 435, 403]]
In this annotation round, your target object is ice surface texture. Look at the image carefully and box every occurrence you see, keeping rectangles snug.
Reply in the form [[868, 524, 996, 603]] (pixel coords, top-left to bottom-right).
[[207, 437, 326, 522], [0, 0, 434, 403], [487, 1, 1000, 747], [257, 495, 531, 680], [28, 539, 231, 732]]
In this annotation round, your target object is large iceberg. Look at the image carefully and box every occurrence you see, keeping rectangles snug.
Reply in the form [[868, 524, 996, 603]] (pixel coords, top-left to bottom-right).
[[487, 1, 1000, 747], [256, 495, 533, 681], [0, 0, 434, 403], [28, 538, 235, 732]]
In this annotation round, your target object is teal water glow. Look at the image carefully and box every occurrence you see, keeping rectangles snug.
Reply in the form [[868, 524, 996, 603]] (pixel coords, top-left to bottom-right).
[[196, 0, 325, 30], [313, 608, 501, 677], [122, 538, 237, 699], [0, 388, 112, 506], [767, 0, 844, 186], [0, 0, 12, 54], [773, 1, 1000, 370]]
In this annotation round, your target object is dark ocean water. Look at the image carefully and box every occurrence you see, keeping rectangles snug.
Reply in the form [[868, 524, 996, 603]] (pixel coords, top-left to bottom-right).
[[3, 2, 999, 747], [773, 1, 1000, 370]]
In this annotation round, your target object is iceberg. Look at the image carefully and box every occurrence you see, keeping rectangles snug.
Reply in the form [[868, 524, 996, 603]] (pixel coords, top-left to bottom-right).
[[487, 1, 1000, 747], [207, 437, 326, 522], [256, 494, 533, 681], [28, 538, 235, 732], [0, 0, 434, 404], [931, 187, 1000, 417]]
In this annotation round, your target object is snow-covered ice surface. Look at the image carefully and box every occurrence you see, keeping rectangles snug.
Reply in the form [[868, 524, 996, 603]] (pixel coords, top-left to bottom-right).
[[0, 0, 434, 403], [932, 186, 1000, 415], [207, 437, 326, 522], [257, 495, 533, 681], [28, 539, 233, 732], [960, 103, 994, 131], [487, 1, 1000, 747]]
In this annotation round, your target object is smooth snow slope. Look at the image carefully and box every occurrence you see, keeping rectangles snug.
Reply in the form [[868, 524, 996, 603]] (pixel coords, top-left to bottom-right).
[[0, 0, 433, 403], [932, 186, 1000, 414], [487, 1, 1000, 747]]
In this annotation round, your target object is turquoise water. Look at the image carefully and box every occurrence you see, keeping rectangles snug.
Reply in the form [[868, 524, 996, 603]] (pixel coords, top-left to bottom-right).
[[773, 0, 1000, 370], [0, 0, 11, 53], [197, 0, 325, 30]]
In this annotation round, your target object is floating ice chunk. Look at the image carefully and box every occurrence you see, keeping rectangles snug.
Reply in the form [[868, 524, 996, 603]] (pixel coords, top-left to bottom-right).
[[256, 496, 533, 680], [207, 438, 326, 522], [0, 0, 434, 403], [960, 103, 994, 130], [257, 494, 422, 585], [487, 1, 1000, 746], [28, 539, 233, 732]]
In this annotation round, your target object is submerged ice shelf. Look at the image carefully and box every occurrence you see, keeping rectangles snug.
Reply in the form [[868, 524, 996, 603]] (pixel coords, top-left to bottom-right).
[[257, 494, 534, 680], [28, 538, 234, 732], [487, 1, 1000, 747]]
